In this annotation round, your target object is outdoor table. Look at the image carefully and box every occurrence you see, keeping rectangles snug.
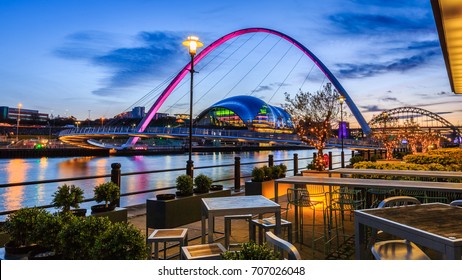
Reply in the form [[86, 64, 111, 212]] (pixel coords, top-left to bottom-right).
[[331, 168, 462, 180], [354, 203, 462, 260], [274, 176, 462, 204], [201, 195, 281, 244]]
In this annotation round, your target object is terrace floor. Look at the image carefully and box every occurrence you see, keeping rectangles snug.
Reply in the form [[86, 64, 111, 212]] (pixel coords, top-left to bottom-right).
[[127, 191, 358, 260]]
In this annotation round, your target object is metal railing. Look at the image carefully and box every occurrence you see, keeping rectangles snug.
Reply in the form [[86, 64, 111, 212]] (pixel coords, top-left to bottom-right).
[[0, 150, 361, 218]]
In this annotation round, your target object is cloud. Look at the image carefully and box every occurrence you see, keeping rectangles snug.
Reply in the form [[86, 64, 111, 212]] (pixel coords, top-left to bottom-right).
[[55, 30, 186, 96], [253, 85, 272, 93], [382, 97, 399, 102], [335, 50, 439, 78], [360, 105, 386, 112]]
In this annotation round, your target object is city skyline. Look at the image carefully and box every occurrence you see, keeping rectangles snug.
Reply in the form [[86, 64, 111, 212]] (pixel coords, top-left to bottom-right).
[[1, 0, 461, 127]]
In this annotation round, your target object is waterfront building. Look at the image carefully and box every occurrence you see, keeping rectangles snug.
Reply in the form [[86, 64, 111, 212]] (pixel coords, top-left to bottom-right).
[[195, 95, 293, 133], [0, 106, 48, 123]]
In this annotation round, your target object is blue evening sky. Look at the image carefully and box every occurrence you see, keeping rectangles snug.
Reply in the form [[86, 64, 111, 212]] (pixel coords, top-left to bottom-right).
[[0, 0, 461, 126]]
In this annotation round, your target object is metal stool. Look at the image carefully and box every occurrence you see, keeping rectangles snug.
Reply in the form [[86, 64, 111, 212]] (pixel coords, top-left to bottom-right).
[[224, 214, 252, 249], [250, 217, 293, 244], [181, 243, 227, 260], [147, 228, 188, 260]]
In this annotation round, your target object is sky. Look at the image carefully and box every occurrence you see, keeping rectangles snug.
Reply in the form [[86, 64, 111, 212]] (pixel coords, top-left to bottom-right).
[[0, 0, 461, 127]]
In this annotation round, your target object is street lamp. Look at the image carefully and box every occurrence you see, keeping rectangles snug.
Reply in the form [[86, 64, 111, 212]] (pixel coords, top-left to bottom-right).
[[338, 96, 345, 167], [182, 35, 203, 177], [16, 103, 22, 142]]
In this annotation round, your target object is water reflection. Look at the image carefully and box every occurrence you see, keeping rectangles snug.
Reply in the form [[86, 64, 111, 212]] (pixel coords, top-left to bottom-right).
[[0, 149, 349, 212]]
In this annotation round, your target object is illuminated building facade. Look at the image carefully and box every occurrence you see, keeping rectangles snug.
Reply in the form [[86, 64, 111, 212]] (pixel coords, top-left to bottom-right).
[[195, 95, 293, 133]]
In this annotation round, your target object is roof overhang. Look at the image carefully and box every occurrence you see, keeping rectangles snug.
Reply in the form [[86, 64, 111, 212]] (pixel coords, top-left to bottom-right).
[[431, 0, 462, 94]]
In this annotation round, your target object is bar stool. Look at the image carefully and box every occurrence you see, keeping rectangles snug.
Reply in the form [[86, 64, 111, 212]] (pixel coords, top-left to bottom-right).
[[250, 217, 293, 244], [287, 187, 326, 256], [224, 214, 253, 249], [147, 228, 188, 260], [181, 243, 227, 260]]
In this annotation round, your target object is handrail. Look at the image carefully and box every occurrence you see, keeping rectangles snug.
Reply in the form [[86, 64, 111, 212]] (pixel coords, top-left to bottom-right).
[[0, 149, 363, 218]]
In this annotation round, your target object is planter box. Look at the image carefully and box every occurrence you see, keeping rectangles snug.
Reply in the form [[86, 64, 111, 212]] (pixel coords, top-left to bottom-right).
[[146, 189, 231, 229], [90, 207, 128, 224], [301, 170, 341, 178], [245, 180, 292, 200]]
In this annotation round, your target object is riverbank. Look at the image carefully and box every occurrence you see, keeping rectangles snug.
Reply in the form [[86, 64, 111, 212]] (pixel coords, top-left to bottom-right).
[[0, 144, 313, 159]]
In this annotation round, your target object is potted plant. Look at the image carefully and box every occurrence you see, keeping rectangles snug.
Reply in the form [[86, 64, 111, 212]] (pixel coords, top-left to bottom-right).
[[91, 181, 120, 213], [58, 215, 112, 260], [91, 222, 149, 260], [194, 174, 212, 193], [221, 241, 279, 260], [175, 174, 193, 196], [28, 211, 65, 260], [52, 184, 86, 216], [3, 207, 44, 254]]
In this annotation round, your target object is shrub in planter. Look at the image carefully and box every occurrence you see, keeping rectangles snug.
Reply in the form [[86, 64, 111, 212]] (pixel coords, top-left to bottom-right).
[[28, 212, 65, 259], [194, 174, 212, 193], [91, 222, 149, 260], [92, 181, 120, 213], [3, 207, 45, 253], [176, 174, 193, 196], [221, 241, 279, 260], [272, 164, 287, 179], [251, 166, 266, 182], [52, 184, 86, 216], [58, 215, 112, 260]]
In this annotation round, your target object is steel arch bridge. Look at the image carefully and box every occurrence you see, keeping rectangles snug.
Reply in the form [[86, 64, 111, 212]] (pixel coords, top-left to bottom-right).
[[118, 27, 371, 150], [368, 107, 461, 139]]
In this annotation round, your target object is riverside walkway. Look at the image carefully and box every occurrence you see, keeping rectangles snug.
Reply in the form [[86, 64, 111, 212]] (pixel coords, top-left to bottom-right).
[[126, 190, 357, 260]]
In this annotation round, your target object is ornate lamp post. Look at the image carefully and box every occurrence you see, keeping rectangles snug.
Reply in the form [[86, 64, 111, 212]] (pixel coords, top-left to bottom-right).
[[182, 36, 203, 177], [339, 96, 345, 167], [16, 103, 22, 142]]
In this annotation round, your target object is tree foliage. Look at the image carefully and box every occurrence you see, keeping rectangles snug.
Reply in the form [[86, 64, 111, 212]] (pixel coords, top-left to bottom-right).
[[284, 83, 341, 170]]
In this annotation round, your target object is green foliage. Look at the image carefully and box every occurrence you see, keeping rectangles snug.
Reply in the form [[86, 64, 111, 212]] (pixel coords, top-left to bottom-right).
[[221, 241, 279, 260], [251, 166, 266, 182], [92, 222, 149, 260], [4, 207, 46, 247], [58, 215, 112, 260], [30, 211, 64, 251], [194, 174, 213, 193], [403, 153, 462, 166], [252, 164, 287, 182], [52, 184, 85, 212], [94, 182, 120, 208], [176, 174, 193, 195], [349, 155, 365, 166]]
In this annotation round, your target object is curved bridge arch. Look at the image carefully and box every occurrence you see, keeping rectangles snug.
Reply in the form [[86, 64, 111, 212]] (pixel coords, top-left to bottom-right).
[[123, 27, 370, 148], [369, 107, 460, 136]]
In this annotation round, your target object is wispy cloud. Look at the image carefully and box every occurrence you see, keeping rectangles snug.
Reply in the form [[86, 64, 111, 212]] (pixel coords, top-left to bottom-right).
[[360, 105, 386, 112], [335, 49, 439, 78], [55, 30, 186, 96]]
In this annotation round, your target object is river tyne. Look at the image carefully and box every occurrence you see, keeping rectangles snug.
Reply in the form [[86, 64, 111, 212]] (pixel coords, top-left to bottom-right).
[[0, 148, 348, 213]]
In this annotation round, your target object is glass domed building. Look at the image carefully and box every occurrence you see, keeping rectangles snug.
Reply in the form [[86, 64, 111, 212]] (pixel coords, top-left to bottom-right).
[[195, 95, 293, 133]]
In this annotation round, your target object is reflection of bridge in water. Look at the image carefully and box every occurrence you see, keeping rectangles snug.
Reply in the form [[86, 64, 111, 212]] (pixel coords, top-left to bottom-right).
[[59, 126, 378, 150]]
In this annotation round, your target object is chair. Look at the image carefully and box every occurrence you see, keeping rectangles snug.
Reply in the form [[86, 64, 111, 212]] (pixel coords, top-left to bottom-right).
[[367, 188, 395, 208], [181, 243, 227, 260], [250, 216, 293, 244], [449, 200, 462, 207], [147, 228, 188, 260], [224, 214, 252, 249], [265, 231, 301, 260], [326, 187, 364, 249], [370, 196, 431, 260], [287, 187, 326, 255]]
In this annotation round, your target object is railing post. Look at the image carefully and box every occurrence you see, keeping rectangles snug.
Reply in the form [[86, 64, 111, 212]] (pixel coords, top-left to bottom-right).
[[328, 151, 333, 170], [234, 156, 241, 192], [111, 162, 121, 207], [341, 150, 345, 168], [268, 154, 274, 167], [293, 153, 299, 176], [352, 150, 355, 158]]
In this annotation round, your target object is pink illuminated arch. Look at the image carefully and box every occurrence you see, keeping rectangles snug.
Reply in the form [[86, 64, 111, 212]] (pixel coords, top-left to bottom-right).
[[124, 28, 370, 148]]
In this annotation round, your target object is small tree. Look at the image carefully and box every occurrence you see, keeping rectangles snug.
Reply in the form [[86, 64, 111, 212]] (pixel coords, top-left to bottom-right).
[[52, 184, 85, 213], [284, 83, 341, 170], [94, 182, 120, 209], [370, 112, 399, 160]]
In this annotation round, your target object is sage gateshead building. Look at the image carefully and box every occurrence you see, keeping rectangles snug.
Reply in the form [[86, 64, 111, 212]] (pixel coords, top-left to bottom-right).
[[195, 95, 293, 133]]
